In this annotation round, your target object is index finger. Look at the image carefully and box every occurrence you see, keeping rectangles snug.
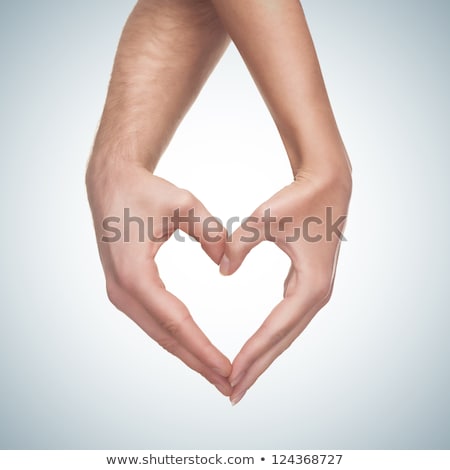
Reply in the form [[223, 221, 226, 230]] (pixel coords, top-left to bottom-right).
[[130, 267, 232, 378], [229, 281, 327, 403]]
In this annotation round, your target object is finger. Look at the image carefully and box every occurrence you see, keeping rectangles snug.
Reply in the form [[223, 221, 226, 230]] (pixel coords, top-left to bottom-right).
[[283, 263, 296, 297], [220, 212, 265, 275], [130, 271, 232, 378], [229, 295, 302, 385], [177, 193, 227, 265], [110, 284, 232, 396], [230, 303, 319, 405], [229, 284, 326, 403]]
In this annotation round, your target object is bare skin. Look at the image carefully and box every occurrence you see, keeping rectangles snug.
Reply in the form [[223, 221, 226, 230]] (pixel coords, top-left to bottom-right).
[[210, 0, 352, 405], [86, 0, 233, 396], [86, 0, 352, 404]]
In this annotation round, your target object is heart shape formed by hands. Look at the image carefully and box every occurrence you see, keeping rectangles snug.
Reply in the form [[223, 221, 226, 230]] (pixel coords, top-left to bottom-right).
[[89, 168, 350, 405]]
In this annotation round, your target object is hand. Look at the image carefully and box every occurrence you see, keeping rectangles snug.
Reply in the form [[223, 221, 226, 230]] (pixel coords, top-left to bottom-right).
[[220, 171, 352, 405], [86, 163, 232, 396]]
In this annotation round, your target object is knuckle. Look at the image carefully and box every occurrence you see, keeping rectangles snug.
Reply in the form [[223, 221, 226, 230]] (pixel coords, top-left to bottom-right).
[[113, 269, 136, 294], [252, 204, 267, 222], [161, 314, 189, 338], [261, 322, 289, 347], [177, 189, 197, 211], [105, 279, 125, 309], [109, 260, 144, 294], [157, 336, 179, 355], [270, 328, 288, 345], [310, 270, 333, 304]]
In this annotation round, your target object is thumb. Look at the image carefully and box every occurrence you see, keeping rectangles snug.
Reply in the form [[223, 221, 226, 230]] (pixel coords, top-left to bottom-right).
[[220, 213, 265, 276], [176, 192, 227, 265]]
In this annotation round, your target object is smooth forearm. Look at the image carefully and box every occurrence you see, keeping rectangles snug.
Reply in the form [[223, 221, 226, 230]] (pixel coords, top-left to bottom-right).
[[210, 0, 351, 180]]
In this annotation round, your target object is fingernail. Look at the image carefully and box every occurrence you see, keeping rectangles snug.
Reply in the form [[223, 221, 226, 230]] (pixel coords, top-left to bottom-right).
[[230, 371, 246, 388], [212, 367, 230, 378], [220, 255, 231, 276], [230, 390, 247, 407]]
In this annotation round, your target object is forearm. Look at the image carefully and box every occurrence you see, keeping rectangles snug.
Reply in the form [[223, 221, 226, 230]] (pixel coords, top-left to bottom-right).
[[87, 0, 229, 177], [210, 0, 351, 180]]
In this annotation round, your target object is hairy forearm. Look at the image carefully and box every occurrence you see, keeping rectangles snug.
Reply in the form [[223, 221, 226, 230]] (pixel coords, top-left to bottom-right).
[[87, 0, 228, 177], [210, 0, 351, 180]]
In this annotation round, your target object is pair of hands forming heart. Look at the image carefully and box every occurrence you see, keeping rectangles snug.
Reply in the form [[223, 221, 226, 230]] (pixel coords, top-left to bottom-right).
[[85, 0, 353, 405], [87, 165, 351, 405]]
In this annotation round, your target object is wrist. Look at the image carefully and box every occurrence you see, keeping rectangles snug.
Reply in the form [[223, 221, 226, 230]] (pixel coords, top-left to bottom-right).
[[294, 158, 352, 195], [85, 151, 149, 196], [88, 118, 160, 177]]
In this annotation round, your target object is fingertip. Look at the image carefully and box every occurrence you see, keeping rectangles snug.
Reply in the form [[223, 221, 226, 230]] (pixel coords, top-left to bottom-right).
[[230, 390, 247, 406], [220, 234, 254, 275], [213, 382, 233, 397], [219, 246, 244, 275], [219, 254, 232, 276], [209, 249, 222, 266], [202, 228, 227, 266], [229, 370, 246, 388]]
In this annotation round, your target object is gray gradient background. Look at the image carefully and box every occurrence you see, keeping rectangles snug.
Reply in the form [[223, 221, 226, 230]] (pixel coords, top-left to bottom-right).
[[0, 0, 449, 449]]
